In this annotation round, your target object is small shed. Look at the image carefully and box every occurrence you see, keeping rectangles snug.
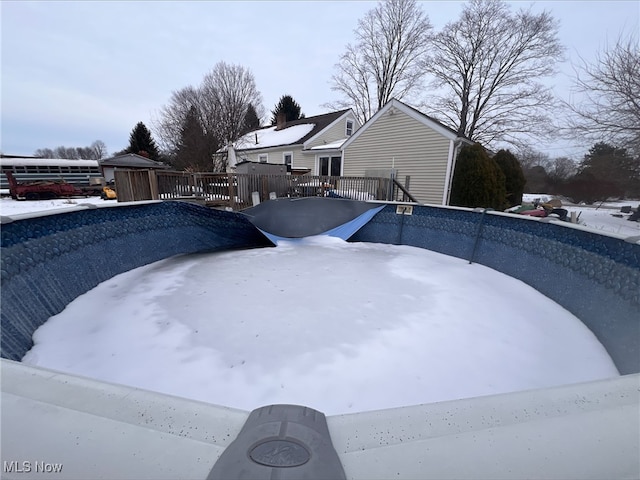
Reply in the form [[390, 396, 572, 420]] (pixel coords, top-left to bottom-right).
[[234, 161, 290, 200], [99, 154, 170, 183]]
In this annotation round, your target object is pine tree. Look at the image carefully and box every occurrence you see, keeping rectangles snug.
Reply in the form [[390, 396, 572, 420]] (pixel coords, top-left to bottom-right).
[[124, 122, 161, 161], [577, 142, 639, 198], [173, 107, 215, 171], [494, 149, 526, 207], [242, 103, 261, 134], [450, 144, 507, 210], [270, 95, 304, 126]]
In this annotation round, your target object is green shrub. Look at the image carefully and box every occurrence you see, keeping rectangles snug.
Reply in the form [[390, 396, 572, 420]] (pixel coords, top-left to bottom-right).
[[494, 149, 526, 207], [450, 144, 507, 210]]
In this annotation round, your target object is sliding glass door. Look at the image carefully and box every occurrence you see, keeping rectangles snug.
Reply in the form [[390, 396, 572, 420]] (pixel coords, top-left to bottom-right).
[[319, 156, 342, 176]]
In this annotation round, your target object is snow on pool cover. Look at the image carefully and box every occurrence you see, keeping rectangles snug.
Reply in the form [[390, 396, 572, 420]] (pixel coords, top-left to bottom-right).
[[22, 236, 618, 415]]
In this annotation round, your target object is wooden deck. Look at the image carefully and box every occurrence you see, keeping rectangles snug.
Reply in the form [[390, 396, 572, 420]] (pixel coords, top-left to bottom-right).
[[114, 170, 416, 210]]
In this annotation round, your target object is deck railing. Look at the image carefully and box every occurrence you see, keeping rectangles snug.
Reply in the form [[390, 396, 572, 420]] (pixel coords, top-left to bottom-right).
[[114, 170, 414, 210]]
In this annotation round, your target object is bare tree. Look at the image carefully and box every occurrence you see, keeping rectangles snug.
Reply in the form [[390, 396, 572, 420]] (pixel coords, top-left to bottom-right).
[[546, 156, 577, 182], [55, 147, 80, 159], [154, 86, 202, 154], [90, 140, 108, 159], [34, 141, 108, 160], [565, 32, 640, 156], [516, 146, 551, 172], [154, 62, 264, 171], [34, 148, 56, 158], [327, 44, 375, 124], [201, 62, 264, 146], [326, 0, 432, 124], [423, 0, 564, 149]]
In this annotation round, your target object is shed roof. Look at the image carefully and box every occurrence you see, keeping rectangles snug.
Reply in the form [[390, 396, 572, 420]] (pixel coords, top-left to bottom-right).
[[99, 154, 170, 169]]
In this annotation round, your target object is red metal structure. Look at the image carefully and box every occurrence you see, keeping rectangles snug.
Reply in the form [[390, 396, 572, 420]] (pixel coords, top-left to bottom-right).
[[5, 171, 85, 201]]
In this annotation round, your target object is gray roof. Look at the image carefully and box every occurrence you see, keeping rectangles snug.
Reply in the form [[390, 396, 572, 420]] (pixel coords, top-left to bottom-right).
[[235, 109, 352, 151], [99, 154, 170, 169]]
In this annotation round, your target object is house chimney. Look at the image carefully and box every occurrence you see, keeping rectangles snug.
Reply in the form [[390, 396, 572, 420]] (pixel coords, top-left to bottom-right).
[[275, 112, 286, 131]]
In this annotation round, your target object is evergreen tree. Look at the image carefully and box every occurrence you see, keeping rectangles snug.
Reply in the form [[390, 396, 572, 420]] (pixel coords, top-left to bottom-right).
[[450, 144, 507, 210], [242, 103, 261, 134], [494, 149, 526, 207], [563, 170, 618, 204], [270, 95, 304, 126], [124, 122, 161, 161], [577, 142, 639, 198], [173, 107, 215, 171]]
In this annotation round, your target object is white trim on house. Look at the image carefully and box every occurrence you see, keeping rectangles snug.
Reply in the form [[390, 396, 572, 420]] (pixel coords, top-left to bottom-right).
[[443, 140, 456, 205], [316, 154, 343, 177], [345, 118, 355, 137], [258, 153, 268, 163], [445, 140, 465, 205], [308, 139, 348, 151]]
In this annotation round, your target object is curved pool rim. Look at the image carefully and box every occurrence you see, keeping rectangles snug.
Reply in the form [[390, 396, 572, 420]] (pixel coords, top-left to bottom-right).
[[3, 198, 637, 374], [2, 198, 639, 479]]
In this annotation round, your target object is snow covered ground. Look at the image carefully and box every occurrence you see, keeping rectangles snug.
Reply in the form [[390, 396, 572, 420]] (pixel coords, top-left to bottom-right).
[[521, 194, 640, 237], [0, 195, 108, 216], [2, 195, 629, 415]]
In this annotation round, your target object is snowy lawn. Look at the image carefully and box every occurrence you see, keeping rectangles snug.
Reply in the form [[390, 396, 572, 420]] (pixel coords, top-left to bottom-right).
[[570, 205, 640, 236], [22, 236, 618, 415], [521, 194, 640, 237], [0, 195, 108, 216]]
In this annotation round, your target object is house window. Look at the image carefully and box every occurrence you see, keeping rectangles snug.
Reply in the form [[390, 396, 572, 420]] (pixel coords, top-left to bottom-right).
[[259, 154, 268, 163], [319, 156, 342, 176], [346, 120, 354, 136], [283, 152, 293, 168]]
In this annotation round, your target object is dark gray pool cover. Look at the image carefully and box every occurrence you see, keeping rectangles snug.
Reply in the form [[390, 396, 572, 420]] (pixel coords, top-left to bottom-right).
[[241, 197, 384, 239]]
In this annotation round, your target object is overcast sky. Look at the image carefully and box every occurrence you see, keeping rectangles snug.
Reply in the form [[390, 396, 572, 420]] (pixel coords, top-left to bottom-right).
[[1, 1, 638, 159]]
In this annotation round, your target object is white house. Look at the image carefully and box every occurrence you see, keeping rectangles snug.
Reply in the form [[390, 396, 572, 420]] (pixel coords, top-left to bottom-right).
[[231, 109, 360, 176], [228, 100, 474, 206]]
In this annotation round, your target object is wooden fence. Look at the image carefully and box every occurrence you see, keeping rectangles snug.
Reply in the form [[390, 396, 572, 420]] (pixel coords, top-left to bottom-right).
[[114, 170, 416, 209], [113, 169, 159, 203]]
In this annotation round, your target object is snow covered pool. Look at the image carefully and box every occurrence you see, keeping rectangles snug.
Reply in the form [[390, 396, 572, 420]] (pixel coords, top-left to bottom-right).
[[22, 236, 619, 415]]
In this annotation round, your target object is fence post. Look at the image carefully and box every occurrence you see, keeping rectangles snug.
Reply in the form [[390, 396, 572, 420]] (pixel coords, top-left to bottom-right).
[[376, 179, 385, 201], [148, 170, 159, 200], [404, 176, 411, 202], [228, 173, 236, 210]]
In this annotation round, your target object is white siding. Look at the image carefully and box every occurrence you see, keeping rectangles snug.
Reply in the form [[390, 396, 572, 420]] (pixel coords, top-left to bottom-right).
[[343, 110, 452, 205], [297, 152, 318, 173]]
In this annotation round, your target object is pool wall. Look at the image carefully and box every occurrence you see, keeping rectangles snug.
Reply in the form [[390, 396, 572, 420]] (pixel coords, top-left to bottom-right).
[[1, 201, 272, 361], [1, 200, 639, 374], [350, 204, 640, 374]]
